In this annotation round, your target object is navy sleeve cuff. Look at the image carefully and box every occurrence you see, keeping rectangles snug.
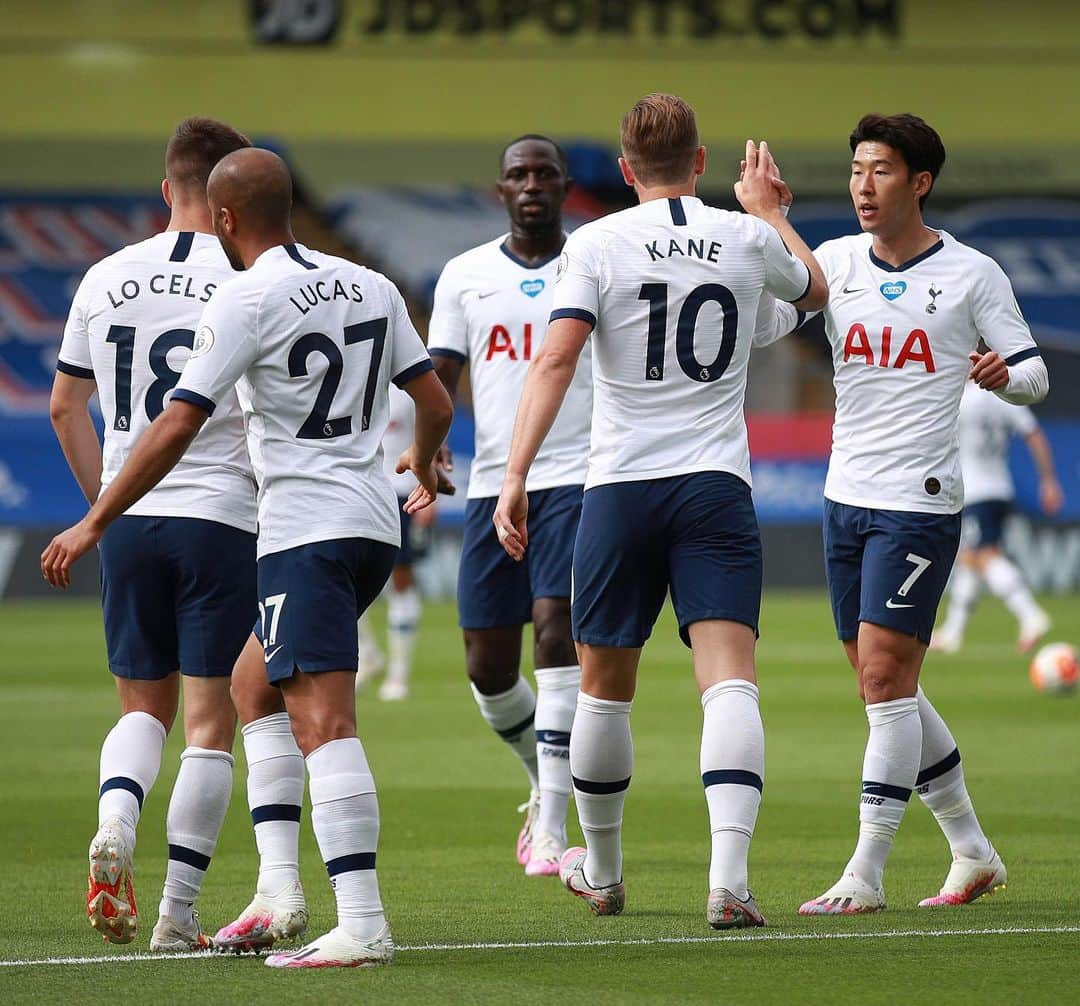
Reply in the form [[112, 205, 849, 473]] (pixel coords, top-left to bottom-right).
[[785, 265, 813, 305], [550, 307, 597, 330], [56, 360, 94, 380], [171, 388, 217, 415], [1004, 347, 1042, 365], [392, 357, 435, 388], [429, 347, 466, 364], [794, 309, 807, 330]]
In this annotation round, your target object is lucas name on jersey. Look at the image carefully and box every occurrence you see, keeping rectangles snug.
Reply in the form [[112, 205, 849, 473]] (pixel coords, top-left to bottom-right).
[[104, 273, 217, 309], [287, 278, 367, 315]]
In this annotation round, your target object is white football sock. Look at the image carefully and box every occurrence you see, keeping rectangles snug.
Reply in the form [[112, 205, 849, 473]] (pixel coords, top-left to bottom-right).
[[940, 563, 980, 639], [570, 692, 633, 889], [471, 677, 539, 791], [356, 612, 383, 671], [700, 680, 764, 898], [307, 737, 385, 941], [844, 696, 921, 890], [386, 586, 421, 685], [982, 555, 1043, 622], [243, 713, 305, 899], [915, 688, 991, 861], [533, 665, 579, 843], [159, 747, 234, 924], [98, 711, 167, 848]]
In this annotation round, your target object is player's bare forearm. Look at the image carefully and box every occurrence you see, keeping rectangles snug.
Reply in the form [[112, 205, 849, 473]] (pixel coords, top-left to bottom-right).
[[432, 355, 464, 400], [504, 318, 589, 483], [405, 370, 454, 465], [1025, 429, 1057, 482], [761, 211, 828, 311], [50, 373, 103, 504]]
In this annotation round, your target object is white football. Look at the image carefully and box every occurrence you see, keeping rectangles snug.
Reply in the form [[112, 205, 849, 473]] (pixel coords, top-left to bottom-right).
[[1029, 642, 1079, 695]]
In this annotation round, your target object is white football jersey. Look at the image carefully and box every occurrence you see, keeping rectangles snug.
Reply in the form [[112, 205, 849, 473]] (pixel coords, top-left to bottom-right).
[[791, 230, 1039, 514], [551, 196, 811, 490], [174, 243, 431, 558], [57, 231, 256, 531], [383, 383, 418, 498], [428, 235, 591, 499], [958, 381, 1037, 505]]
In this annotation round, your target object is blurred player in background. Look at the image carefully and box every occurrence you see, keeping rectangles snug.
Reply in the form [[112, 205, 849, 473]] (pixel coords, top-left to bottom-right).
[[932, 381, 1063, 653], [49, 118, 254, 951], [355, 383, 438, 701], [495, 94, 828, 927], [42, 148, 454, 969], [758, 114, 1048, 917], [428, 135, 590, 877]]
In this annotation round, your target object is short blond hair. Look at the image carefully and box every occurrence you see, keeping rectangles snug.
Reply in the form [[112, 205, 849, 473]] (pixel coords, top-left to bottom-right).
[[620, 94, 699, 186]]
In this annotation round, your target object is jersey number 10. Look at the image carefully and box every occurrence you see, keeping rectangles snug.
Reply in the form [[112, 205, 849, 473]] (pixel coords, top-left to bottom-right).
[[639, 282, 738, 383]]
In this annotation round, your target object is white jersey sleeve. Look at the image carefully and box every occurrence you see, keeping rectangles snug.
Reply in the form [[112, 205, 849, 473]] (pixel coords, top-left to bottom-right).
[[427, 261, 468, 361], [758, 220, 812, 304], [752, 298, 806, 349], [550, 229, 603, 327], [174, 282, 262, 412], [58, 274, 95, 377]]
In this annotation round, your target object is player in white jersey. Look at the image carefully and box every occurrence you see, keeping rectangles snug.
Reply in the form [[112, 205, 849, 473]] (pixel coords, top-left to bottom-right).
[[755, 115, 1049, 917], [354, 384, 438, 700], [42, 149, 454, 969], [428, 135, 591, 877], [47, 119, 255, 950], [493, 95, 828, 926], [933, 382, 1062, 653]]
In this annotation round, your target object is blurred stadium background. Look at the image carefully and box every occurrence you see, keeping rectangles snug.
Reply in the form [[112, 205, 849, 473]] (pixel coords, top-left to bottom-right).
[[1, 0, 1078, 600]]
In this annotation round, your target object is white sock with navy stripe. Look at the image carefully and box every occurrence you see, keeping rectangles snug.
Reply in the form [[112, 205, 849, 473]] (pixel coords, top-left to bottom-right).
[[470, 677, 540, 792], [700, 679, 764, 898], [98, 711, 167, 848], [844, 696, 922, 889], [307, 737, 385, 941], [386, 586, 421, 686], [243, 713, 305, 899], [570, 693, 633, 889], [915, 688, 991, 861], [159, 747, 234, 924], [534, 665, 579, 843]]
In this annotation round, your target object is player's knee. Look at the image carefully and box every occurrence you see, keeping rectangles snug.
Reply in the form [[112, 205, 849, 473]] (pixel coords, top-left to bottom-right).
[[859, 653, 912, 703], [287, 709, 355, 757], [466, 658, 518, 695], [532, 610, 575, 668], [184, 712, 235, 752]]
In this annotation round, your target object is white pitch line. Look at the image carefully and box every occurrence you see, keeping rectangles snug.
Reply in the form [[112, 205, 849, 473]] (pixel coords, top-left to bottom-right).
[[2, 926, 1078, 968]]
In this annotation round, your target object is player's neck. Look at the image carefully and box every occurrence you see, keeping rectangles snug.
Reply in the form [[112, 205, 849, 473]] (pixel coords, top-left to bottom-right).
[[634, 180, 697, 204], [869, 220, 939, 269], [239, 231, 297, 269], [165, 208, 214, 235], [504, 225, 565, 265]]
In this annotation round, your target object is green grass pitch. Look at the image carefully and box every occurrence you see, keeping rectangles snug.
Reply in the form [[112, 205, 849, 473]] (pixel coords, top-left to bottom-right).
[[1, 592, 1077, 1004]]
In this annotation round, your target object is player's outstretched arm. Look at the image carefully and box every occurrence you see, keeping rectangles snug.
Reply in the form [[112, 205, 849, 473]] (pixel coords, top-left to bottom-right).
[[398, 369, 454, 515], [1024, 427, 1064, 515], [49, 372, 103, 505], [493, 317, 590, 561], [431, 354, 465, 472], [40, 400, 209, 588], [734, 140, 828, 311]]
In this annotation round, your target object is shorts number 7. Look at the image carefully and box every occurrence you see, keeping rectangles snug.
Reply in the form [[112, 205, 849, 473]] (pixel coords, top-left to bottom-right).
[[898, 553, 932, 598]]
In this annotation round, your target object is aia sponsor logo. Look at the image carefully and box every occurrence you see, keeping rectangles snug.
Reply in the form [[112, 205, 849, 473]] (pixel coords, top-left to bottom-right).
[[843, 324, 935, 372], [485, 323, 534, 361]]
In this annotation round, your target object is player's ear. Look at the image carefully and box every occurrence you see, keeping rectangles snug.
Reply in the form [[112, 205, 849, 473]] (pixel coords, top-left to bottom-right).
[[618, 156, 636, 188], [694, 145, 706, 177], [161, 179, 172, 209], [913, 170, 933, 201]]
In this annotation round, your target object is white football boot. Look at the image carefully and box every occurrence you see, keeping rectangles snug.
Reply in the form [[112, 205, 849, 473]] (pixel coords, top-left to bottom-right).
[[516, 790, 540, 866], [707, 888, 767, 929], [150, 910, 213, 952], [86, 818, 137, 945], [378, 678, 409, 702], [264, 923, 394, 969], [798, 873, 886, 916], [559, 847, 625, 916], [524, 831, 564, 877], [919, 848, 1007, 907], [214, 882, 308, 951], [1018, 609, 1051, 654]]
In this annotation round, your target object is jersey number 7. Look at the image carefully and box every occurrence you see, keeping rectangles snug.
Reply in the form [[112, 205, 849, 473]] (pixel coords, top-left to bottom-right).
[[639, 282, 738, 383], [289, 317, 387, 439]]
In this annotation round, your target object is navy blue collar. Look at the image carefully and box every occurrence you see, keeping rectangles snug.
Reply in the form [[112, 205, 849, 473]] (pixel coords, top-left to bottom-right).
[[499, 239, 564, 271], [869, 238, 944, 273]]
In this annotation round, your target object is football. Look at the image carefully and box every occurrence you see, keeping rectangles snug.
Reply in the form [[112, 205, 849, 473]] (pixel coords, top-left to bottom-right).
[[1029, 642, 1080, 695]]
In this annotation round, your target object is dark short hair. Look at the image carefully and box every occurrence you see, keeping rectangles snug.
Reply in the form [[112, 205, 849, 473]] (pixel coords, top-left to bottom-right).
[[849, 113, 946, 209], [166, 117, 251, 191], [621, 94, 699, 186], [500, 134, 569, 175]]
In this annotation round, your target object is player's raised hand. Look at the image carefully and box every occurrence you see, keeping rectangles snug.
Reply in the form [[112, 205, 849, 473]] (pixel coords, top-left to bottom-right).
[[492, 478, 528, 562], [40, 519, 101, 589], [1040, 478, 1064, 516], [734, 140, 783, 219], [968, 351, 1009, 391], [435, 443, 454, 472]]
